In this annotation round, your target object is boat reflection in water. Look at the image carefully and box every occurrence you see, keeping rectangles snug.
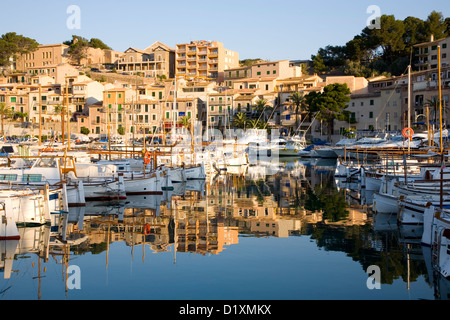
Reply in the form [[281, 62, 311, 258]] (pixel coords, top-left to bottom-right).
[[0, 158, 447, 300]]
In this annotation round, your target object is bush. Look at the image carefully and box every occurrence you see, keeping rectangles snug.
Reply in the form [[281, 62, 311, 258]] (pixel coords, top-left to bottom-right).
[[80, 127, 90, 135]]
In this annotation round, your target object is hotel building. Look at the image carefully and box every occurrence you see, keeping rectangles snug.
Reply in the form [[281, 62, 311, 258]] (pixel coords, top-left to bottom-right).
[[175, 41, 239, 82]]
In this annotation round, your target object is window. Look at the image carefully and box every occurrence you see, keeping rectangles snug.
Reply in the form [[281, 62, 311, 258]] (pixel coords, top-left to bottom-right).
[[369, 112, 373, 118], [257, 72, 261, 76], [10, 97, 16, 103], [166, 112, 170, 119], [273, 70, 276, 74], [267, 71, 270, 75], [443, 43, 447, 49], [370, 100, 374, 106]]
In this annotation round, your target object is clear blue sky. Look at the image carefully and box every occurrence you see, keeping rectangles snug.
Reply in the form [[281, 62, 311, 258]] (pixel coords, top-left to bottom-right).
[[1, 0, 449, 61]]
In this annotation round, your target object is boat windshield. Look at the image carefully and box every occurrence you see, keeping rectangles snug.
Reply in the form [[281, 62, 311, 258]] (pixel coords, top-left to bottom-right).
[[34, 158, 57, 168]]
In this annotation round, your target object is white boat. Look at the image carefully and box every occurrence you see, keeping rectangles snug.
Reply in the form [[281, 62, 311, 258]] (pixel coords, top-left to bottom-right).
[[0, 198, 20, 240], [0, 189, 51, 226], [314, 147, 338, 159], [74, 162, 127, 201], [421, 206, 450, 278], [95, 159, 174, 193], [0, 157, 86, 207], [334, 161, 361, 179], [372, 179, 399, 214], [184, 163, 206, 180], [168, 166, 186, 183], [373, 192, 398, 214]]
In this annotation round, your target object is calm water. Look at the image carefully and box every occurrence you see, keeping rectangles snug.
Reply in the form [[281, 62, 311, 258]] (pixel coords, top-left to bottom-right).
[[0, 158, 448, 301]]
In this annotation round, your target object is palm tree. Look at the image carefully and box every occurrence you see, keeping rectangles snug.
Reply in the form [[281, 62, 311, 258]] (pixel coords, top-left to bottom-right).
[[179, 115, 191, 132], [252, 98, 274, 122], [0, 103, 13, 136], [232, 112, 249, 129], [156, 74, 167, 85], [289, 91, 305, 133]]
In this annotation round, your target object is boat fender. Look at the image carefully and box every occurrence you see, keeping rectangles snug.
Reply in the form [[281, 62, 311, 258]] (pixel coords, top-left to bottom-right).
[[144, 224, 151, 236], [144, 151, 151, 165]]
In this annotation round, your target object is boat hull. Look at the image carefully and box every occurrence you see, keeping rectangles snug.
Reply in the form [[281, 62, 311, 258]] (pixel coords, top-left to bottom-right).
[[373, 192, 398, 214]]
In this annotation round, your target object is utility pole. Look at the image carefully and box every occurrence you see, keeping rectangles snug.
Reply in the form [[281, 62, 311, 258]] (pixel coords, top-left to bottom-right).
[[39, 84, 42, 146]]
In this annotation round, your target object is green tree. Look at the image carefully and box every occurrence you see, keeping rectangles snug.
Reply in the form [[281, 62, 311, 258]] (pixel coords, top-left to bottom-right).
[[178, 115, 191, 131], [65, 35, 90, 65], [289, 92, 305, 132], [402, 16, 427, 49], [304, 83, 351, 141], [0, 103, 13, 136], [80, 127, 90, 135], [312, 53, 328, 74], [65, 35, 112, 65], [424, 11, 448, 39], [368, 15, 406, 63], [252, 98, 272, 122], [89, 38, 112, 50], [156, 74, 167, 84], [232, 112, 249, 129], [13, 112, 28, 122], [0, 32, 38, 68], [117, 126, 126, 136]]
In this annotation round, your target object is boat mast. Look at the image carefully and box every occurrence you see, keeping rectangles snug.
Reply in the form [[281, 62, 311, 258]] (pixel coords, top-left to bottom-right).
[[39, 84, 42, 147], [62, 79, 66, 146], [66, 78, 71, 151], [438, 45, 444, 160], [107, 92, 111, 161], [408, 65, 411, 154]]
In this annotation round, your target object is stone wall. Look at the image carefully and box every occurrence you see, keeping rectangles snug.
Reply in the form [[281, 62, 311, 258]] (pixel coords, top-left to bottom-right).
[[88, 72, 154, 86]]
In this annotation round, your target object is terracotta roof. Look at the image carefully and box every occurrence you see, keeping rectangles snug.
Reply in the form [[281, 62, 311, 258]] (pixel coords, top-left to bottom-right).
[[234, 95, 256, 101], [233, 77, 277, 83]]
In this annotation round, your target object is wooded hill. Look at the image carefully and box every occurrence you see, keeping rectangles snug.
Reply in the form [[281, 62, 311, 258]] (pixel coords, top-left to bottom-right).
[[312, 11, 450, 77]]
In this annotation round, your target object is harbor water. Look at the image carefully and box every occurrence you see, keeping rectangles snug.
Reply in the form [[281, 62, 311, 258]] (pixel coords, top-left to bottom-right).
[[0, 158, 447, 301]]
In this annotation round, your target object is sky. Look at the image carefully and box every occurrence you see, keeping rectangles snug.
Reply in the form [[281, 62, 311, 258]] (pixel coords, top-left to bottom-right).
[[1, 0, 449, 61]]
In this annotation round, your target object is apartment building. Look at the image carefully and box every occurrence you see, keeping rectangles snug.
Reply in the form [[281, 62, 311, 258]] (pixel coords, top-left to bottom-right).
[[225, 60, 302, 88], [71, 79, 105, 114], [251, 60, 301, 80], [414, 35, 450, 71], [410, 66, 450, 128], [175, 40, 239, 82], [14, 44, 70, 71], [207, 90, 236, 129], [116, 41, 175, 78]]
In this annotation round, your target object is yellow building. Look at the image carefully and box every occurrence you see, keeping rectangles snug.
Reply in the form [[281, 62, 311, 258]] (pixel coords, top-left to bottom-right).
[[15, 44, 70, 72], [175, 40, 239, 82]]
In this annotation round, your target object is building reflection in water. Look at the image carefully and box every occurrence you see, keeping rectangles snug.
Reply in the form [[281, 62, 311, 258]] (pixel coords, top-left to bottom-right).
[[1, 158, 449, 300]]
